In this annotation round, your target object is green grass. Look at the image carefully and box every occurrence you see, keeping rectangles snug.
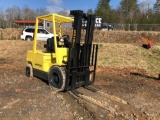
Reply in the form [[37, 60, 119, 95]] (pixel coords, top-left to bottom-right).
[[98, 43, 160, 74]]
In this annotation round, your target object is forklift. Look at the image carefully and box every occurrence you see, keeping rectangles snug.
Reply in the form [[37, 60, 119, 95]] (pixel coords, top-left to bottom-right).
[[26, 10, 98, 92]]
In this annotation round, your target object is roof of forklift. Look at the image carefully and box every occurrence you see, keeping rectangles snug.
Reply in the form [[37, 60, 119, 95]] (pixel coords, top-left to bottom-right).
[[37, 14, 74, 24]]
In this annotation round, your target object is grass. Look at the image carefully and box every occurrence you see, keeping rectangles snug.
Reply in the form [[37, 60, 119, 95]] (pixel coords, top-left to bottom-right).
[[0, 40, 160, 75], [98, 43, 160, 74]]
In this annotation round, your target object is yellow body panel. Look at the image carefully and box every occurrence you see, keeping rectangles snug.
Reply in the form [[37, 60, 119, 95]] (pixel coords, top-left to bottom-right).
[[27, 48, 68, 72], [26, 13, 73, 73]]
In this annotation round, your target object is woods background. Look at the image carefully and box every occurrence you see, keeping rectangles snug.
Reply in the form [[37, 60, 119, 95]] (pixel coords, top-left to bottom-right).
[[1, 0, 160, 31]]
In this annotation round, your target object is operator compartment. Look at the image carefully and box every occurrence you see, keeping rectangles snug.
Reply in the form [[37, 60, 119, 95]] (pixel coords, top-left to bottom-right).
[[44, 36, 70, 65]]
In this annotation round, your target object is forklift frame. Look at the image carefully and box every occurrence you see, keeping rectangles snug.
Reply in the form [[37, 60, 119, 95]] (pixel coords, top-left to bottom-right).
[[26, 10, 98, 92]]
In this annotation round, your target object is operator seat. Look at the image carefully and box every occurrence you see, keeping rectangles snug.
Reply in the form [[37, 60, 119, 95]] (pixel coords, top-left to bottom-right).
[[44, 37, 56, 52]]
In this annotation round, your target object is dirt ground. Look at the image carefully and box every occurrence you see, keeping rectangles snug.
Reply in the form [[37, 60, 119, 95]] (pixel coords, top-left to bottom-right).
[[0, 40, 160, 120]]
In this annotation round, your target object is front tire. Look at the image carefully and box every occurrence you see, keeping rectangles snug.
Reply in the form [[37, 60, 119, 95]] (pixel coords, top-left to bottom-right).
[[48, 66, 66, 91]]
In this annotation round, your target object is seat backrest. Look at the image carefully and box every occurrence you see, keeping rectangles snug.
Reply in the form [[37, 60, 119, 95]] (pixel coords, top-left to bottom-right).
[[44, 38, 54, 52]]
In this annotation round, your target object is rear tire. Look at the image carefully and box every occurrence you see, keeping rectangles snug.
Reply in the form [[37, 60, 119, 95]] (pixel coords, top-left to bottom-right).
[[48, 66, 66, 91], [26, 64, 33, 77], [25, 36, 33, 41]]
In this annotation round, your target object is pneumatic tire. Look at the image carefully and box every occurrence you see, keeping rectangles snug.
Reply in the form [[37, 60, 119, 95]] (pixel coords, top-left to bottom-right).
[[48, 66, 66, 91], [25, 36, 33, 41], [26, 64, 33, 77]]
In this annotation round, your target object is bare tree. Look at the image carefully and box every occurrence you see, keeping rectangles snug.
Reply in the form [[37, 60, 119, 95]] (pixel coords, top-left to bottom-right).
[[35, 8, 49, 16], [58, 9, 69, 16], [139, 0, 153, 13], [6, 7, 15, 27], [0, 8, 5, 28], [5, 6, 22, 27], [22, 5, 35, 20]]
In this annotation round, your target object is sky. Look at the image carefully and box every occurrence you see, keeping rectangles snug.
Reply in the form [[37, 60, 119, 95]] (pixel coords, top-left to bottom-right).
[[0, 0, 157, 13]]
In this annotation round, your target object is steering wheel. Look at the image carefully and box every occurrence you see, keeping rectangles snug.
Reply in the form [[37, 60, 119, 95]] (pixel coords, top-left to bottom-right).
[[60, 34, 71, 48], [62, 35, 69, 41]]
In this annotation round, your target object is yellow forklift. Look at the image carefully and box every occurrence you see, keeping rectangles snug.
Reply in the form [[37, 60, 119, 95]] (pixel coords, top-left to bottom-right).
[[26, 10, 98, 92]]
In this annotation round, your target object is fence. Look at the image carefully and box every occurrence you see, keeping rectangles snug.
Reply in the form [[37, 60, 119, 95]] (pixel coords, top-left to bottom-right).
[[112, 24, 160, 31]]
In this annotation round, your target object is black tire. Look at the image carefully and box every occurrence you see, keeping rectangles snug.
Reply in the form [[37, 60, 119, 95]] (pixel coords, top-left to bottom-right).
[[25, 36, 33, 41], [26, 64, 33, 77], [48, 66, 66, 91]]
